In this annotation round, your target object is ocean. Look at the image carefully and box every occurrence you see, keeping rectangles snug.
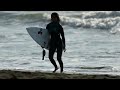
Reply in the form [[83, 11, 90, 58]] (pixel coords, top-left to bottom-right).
[[1, 11, 120, 75]]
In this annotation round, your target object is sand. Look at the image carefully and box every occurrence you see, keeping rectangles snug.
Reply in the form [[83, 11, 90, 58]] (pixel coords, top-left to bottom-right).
[[0, 70, 120, 79]]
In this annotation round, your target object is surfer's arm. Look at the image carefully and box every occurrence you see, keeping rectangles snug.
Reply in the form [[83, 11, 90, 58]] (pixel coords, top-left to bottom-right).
[[61, 27, 66, 49], [46, 24, 51, 49], [46, 23, 49, 30]]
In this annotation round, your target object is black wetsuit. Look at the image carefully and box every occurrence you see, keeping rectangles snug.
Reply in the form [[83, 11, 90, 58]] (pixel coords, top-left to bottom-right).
[[46, 21, 65, 72]]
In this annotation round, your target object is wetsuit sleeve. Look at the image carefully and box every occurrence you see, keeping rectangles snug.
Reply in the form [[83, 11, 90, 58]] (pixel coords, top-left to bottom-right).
[[46, 24, 50, 34], [46, 24, 49, 30], [46, 24, 51, 48], [60, 25, 66, 48]]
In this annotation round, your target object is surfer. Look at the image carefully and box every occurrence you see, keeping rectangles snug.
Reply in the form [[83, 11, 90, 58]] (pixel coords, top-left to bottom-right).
[[46, 12, 66, 73]]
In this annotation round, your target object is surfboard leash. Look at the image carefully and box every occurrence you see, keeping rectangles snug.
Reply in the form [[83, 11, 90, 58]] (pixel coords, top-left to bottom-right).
[[42, 48, 46, 60]]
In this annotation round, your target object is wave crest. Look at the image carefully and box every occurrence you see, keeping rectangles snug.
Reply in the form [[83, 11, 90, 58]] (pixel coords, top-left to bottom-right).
[[1, 11, 120, 30]]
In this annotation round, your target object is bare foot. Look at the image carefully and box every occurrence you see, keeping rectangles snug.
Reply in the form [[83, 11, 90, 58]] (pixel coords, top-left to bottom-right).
[[53, 67, 59, 73]]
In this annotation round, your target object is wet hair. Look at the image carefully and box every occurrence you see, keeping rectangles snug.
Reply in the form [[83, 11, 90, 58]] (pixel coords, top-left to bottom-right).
[[51, 12, 60, 23]]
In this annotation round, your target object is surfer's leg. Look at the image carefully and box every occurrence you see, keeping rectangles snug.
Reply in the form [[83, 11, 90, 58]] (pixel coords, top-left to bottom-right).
[[57, 46, 63, 73], [49, 48, 58, 72]]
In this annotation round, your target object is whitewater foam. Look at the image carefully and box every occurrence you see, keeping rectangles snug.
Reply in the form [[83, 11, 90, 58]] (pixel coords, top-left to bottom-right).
[[1, 11, 120, 30]]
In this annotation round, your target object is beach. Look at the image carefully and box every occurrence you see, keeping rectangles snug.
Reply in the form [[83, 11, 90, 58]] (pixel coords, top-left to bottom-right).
[[0, 70, 120, 79], [1, 11, 120, 76]]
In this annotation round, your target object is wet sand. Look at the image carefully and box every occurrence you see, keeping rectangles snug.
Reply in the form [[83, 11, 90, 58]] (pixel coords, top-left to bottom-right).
[[0, 70, 120, 79]]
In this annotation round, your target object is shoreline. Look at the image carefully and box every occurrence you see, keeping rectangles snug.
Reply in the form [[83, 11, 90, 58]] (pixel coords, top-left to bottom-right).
[[0, 70, 120, 79]]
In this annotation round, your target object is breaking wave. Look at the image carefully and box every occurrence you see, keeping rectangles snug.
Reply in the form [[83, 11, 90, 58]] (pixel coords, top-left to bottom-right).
[[1, 11, 120, 30]]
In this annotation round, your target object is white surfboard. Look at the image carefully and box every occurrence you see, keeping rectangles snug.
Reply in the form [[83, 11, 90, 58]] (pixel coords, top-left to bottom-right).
[[26, 27, 50, 50]]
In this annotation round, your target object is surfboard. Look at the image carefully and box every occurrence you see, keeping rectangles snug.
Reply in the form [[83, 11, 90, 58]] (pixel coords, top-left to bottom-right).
[[26, 27, 50, 50]]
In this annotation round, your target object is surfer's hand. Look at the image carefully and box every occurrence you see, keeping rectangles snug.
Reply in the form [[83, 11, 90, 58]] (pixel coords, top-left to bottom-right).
[[63, 48, 66, 52], [63, 46, 66, 52], [38, 31, 40, 34], [63, 44, 66, 52]]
